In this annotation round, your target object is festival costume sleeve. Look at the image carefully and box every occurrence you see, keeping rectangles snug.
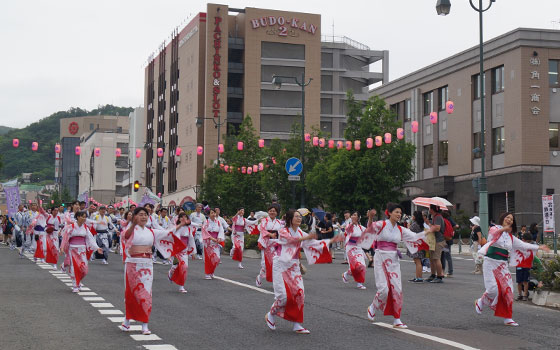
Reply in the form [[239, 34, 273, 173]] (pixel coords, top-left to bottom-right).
[[359, 220, 384, 250], [509, 236, 539, 267], [152, 228, 186, 259], [218, 222, 225, 241], [85, 227, 99, 251], [401, 227, 428, 254], [300, 231, 333, 265], [478, 226, 504, 256], [201, 222, 210, 240], [60, 225, 72, 253]]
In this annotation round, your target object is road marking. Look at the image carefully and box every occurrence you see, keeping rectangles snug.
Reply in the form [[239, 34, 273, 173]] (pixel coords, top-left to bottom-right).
[[127, 325, 143, 331], [130, 334, 162, 341], [83, 297, 105, 301], [108, 317, 127, 323], [212, 276, 274, 295], [78, 291, 97, 296], [98, 309, 123, 315], [373, 322, 479, 350], [80, 287, 91, 291], [91, 303, 114, 308], [143, 345, 179, 350], [65, 283, 74, 286]]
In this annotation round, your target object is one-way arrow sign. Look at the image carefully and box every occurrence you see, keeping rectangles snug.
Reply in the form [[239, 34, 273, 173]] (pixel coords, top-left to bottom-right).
[[285, 157, 303, 176]]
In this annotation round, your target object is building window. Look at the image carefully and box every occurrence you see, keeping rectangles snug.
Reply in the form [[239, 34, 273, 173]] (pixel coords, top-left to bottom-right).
[[473, 132, 482, 159], [550, 122, 559, 149], [439, 141, 449, 166], [492, 66, 505, 93], [320, 121, 332, 137], [390, 103, 399, 120], [473, 73, 486, 99], [339, 122, 347, 139], [404, 99, 411, 121], [423, 91, 433, 116], [438, 86, 448, 111], [423, 144, 433, 169], [492, 127, 505, 154], [321, 98, 332, 114], [550, 60, 559, 87], [90, 123, 94, 130]]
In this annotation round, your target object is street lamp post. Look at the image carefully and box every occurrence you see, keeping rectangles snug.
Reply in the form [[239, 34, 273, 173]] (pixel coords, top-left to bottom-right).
[[271, 73, 312, 208], [196, 116, 228, 165], [437, 0, 496, 236]]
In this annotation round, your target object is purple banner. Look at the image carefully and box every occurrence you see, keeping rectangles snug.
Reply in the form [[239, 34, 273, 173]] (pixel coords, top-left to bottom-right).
[[139, 193, 156, 207], [4, 186, 20, 217]]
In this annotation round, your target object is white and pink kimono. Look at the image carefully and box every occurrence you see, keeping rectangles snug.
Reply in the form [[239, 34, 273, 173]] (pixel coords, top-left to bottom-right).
[[27, 209, 48, 260], [269, 227, 332, 323], [477, 225, 540, 319], [44, 213, 61, 265], [168, 225, 197, 287], [202, 219, 225, 276], [231, 215, 248, 262], [122, 225, 185, 323], [257, 217, 283, 284], [344, 223, 368, 284], [363, 220, 427, 319], [60, 222, 99, 288]]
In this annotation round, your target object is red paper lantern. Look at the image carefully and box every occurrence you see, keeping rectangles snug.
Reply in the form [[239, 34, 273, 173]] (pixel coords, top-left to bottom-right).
[[345, 141, 352, 151], [397, 128, 404, 140], [176, 147, 182, 156], [237, 141, 244, 151], [446, 100, 454, 114], [384, 133, 392, 144], [411, 121, 419, 133], [253, 165, 258, 173], [75, 146, 81, 155], [242, 166, 247, 174], [354, 140, 361, 150], [224, 165, 229, 172], [31, 142, 38, 151], [94, 148, 101, 157], [157, 148, 164, 157], [197, 146, 203, 156], [258, 162, 264, 171], [319, 138, 325, 148], [304, 133, 311, 142], [430, 112, 438, 124], [272, 157, 277, 165], [12, 139, 19, 148], [366, 137, 373, 148], [247, 168, 253, 174], [135, 149, 142, 158], [312, 137, 319, 146], [328, 140, 335, 148], [375, 136, 382, 147], [220, 163, 224, 168], [115, 148, 122, 157], [258, 139, 265, 148], [337, 141, 343, 149], [218, 144, 224, 154], [55, 144, 61, 153]]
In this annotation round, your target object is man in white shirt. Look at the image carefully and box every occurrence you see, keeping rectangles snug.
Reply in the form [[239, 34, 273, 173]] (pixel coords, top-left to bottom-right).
[[14, 205, 28, 256], [93, 206, 113, 264], [189, 204, 206, 259], [158, 208, 171, 229], [340, 210, 352, 264]]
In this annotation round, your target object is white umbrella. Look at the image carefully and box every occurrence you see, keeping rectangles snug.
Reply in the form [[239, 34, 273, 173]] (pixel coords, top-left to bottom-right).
[[412, 197, 451, 211], [432, 197, 453, 207]]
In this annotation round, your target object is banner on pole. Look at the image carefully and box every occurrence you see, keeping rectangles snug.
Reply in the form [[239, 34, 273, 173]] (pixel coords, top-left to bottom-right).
[[4, 185, 21, 217], [542, 195, 555, 233]]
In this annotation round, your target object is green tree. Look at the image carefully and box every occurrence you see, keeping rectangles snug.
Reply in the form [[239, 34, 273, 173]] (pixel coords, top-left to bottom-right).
[[306, 94, 416, 215]]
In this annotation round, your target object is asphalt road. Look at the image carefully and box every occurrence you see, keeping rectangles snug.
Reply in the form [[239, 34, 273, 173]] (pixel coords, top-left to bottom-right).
[[1, 244, 558, 350]]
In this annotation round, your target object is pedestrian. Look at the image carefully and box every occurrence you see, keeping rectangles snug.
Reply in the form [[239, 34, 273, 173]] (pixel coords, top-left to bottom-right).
[[202, 208, 225, 280], [45, 207, 61, 269], [364, 203, 429, 329], [231, 208, 248, 269], [93, 206, 113, 265], [27, 203, 48, 263], [341, 211, 368, 290], [407, 211, 427, 283], [474, 212, 550, 326], [515, 232, 535, 301], [518, 225, 527, 239], [256, 205, 282, 287], [470, 216, 484, 274], [14, 205, 28, 257], [421, 211, 431, 273], [168, 213, 197, 293], [265, 209, 342, 334], [529, 223, 539, 243], [426, 205, 446, 283], [3, 215, 15, 249], [441, 211, 458, 278], [318, 213, 335, 259]]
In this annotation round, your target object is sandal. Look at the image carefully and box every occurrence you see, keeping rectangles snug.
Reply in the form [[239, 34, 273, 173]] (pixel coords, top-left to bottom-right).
[[393, 323, 408, 329], [120, 324, 130, 332], [342, 273, 348, 283], [142, 329, 152, 335], [294, 328, 310, 334], [265, 312, 276, 330], [367, 305, 375, 321]]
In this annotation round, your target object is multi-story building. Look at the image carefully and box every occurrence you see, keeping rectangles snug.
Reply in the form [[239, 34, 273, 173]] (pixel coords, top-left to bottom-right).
[[128, 107, 146, 203], [371, 28, 560, 226], [143, 3, 387, 207]]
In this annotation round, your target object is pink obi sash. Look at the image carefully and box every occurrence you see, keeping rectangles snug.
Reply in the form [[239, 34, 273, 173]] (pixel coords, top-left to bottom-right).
[[234, 225, 244, 233], [375, 241, 402, 258], [208, 231, 219, 239], [69, 236, 86, 245]]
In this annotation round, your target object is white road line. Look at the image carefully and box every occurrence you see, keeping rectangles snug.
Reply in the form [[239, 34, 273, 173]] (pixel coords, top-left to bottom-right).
[[83, 297, 105, 301], [130, 334, 162, 341], [78, 291, 97, 296], [126, 325, 143, 331], [91, 303, 115, 308], [108, 317, 126, 323], [98, 309, 123, 315], [65, 283, 74, 286], [80, 287, 91, 291], [373, 322, 480, 350], [143, 345, 179, 350], [212, 276, 274, 295]]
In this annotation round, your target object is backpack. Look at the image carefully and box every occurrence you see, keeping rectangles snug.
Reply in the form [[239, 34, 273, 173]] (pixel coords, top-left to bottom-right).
[[437, 215, 454, 241]]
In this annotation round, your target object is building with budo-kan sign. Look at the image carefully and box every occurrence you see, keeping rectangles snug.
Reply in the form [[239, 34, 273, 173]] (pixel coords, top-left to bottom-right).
[[141, 3, 388, 206]]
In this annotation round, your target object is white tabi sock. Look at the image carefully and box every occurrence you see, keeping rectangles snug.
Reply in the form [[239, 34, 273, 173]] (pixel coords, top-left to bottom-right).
[[142, 323, 149, 332], [292, 322, 305, 331], [123, 319, 130, 327]]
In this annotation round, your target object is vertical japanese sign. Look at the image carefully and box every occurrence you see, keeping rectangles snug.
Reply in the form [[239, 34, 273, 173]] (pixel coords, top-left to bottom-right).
[[4, 185, 21, 217], [542, 195, 555, 233], [529, 55, 541, 116]]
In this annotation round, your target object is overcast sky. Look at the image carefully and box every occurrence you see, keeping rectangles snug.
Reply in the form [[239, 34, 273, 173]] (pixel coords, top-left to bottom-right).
[[1, 0, 558, 128]]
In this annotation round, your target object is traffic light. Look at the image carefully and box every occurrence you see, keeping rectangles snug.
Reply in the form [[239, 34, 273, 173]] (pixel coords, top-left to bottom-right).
[[134, 181, 140, 192]]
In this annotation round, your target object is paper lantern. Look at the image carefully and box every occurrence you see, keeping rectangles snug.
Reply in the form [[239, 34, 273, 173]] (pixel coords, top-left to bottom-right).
[[242, 166, 247, 174], [252, 165, 258, 173], [411, 121, 419, 133], [384, 133, 392, 144], [197, 146, 203, 156], [31, 142, 38, 151], [397, 128, 404, 140], [375, 136, 382, 147], [115, 148, 122, 157], [258, 139, 265, 148], [272, 157, 277, 165], [157, 148, 164, 157], [12, 139, 19, 148], [312, 136, 319, 146], [366, 137, 373, 149], [319, 138, 325, 148], [446, 100, 454, 114], [94, 148, 100, 157], [218, 144, 224, 154], [304, 133, 311, 142], [55, 144, 61, 153], [345, 141, 352, 151], [258, 162, 264, 171], [237, 141, 244, 151], [220, 164, 224, 169], [337, 141, 343, 149], [430, 112, 438, 124], [247, 168, 253, 174], [135, 149, 142, 158], [75, 146, 81, 155], [354, 140, 361, 150], [157, 192, 161, 198], [224, 165, 229, 172], [176, 147, 182, 156], [328, 140, 335, 148]]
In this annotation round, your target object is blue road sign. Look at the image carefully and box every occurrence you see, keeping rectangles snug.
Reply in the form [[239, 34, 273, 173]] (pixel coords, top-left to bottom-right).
[[285, 157, 303, 176]]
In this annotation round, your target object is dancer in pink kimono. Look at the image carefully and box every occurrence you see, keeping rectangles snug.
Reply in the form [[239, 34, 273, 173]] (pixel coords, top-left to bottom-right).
[[45, 207, 61, 269], [341, 211, 368, 290], [168, 213, 197, 293], [265, 209, 343, 334], [26, 203, 49, 263], [256, 206, 282, 287], [364, 203, 428, 329], [474, 212, 549, 326], [231, 208, 248, 269], [121, 207, 185, 335], [60, 211, 102, 292], [202, 209, 225, 279]]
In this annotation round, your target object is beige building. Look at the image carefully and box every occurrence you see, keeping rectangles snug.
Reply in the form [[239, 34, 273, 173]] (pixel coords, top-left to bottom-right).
[[371, 28, 560, 225]]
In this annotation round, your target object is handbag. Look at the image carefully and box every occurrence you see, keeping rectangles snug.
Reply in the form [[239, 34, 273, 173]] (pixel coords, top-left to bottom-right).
[[480, 237, 487, 245]]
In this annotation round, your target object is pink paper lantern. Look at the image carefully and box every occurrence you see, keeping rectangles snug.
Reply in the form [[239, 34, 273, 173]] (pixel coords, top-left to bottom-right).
[[337, 141, 343, 149], [237, 141, 244, 151], [197, 146, 203, 156], [258, 139, 265, 148], [157, 192, 161, 198], [446, 100, 454, 114], [218, 144, 224, 154], [94, 148, 101, 157], [242, 166, 246, 174], [312, 136, 319, 146], [375, 136, 382, 147], [272, 157, 277, 165], [397, 128, 404, 140], [176, 147, 182, 156], [411, 121, 419, 133], [384, 133, 392, 144], [12, 139, 19, 148], [304, 133, 311, 142], [345, 141, 352, 151], [319, 138, 325, 148], [75, 146, 81, 155], [247, 168, 253, 174], [328, 140, 335, 148], [220, 163, 224, 169], [115, 148, 122, 157], [157, 148, 164, 157], [224, 165, 229, 172], [354, 140, 361, 150], [31, 142, 38, 151], [55, 144, 61, 153], [135, 149, 142, 158], [366, 137, 373, 148], [430, 112, 438, 124], [253, 165, 258, 173], [258, 162, 264, 171]]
